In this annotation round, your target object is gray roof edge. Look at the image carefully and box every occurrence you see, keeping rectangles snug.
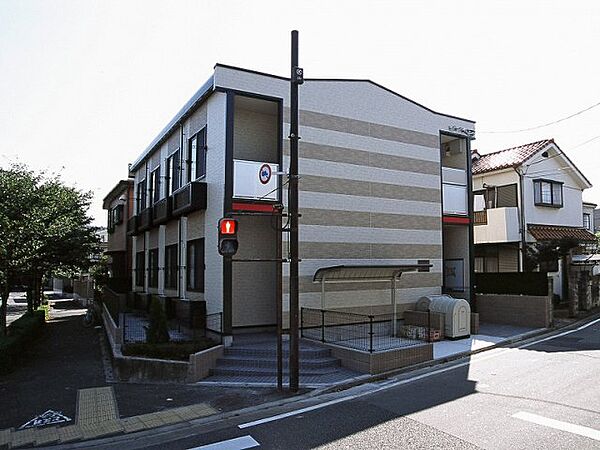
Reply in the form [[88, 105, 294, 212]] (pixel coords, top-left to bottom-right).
[[130, 75, 215, 172], [102, 179, 132, 210], [312, 264, 432, 282]]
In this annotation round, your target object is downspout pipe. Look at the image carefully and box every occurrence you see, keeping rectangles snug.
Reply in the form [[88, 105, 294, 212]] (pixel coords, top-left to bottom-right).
[[514, 167, 527, 271]]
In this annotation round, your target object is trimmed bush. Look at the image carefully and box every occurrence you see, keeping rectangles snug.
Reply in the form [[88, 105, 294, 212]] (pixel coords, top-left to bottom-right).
[[0, 309, 46, 374], [122, 339, 216, 361]]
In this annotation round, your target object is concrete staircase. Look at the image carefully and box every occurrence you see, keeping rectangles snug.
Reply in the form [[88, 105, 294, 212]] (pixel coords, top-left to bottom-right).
[[203, 334, 361, 386]]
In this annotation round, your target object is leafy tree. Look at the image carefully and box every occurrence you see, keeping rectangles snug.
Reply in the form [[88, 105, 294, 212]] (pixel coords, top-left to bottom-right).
[[524, 238, 581, 272], [0, 164, 100, 335]]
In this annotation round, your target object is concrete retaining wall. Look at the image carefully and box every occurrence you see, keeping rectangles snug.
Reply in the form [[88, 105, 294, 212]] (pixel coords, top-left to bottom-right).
[[475, 294, 552, 328], [101, 303, 222, 382], [324, 342, 433, 374]]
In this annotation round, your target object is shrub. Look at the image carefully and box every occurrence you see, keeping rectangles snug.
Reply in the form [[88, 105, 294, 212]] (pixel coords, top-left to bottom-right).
[[145, 297, 170, 344], [122, 339, 217, 361], [0, 310, 46, 374]]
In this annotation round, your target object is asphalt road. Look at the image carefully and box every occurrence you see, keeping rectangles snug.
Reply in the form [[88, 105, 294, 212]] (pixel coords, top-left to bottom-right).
[[97, 317, 600, 450]]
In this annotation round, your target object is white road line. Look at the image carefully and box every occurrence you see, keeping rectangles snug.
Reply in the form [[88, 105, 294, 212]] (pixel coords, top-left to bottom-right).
[[237, 318, 600, 430], [187, 435, 260, 450], [513, 411, 600, 441]]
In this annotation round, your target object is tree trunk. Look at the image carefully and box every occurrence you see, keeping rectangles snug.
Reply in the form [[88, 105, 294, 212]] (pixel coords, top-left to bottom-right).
[[27, 272, 34, 314], [0, 288, 8, 336]]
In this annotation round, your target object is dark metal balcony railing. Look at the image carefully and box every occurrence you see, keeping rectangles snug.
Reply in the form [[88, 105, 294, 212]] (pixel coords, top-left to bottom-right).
[[172, 181, 207, 217], [126, 215, 139, 236], [152, 197, 172, 225], [138, 207, 153, 232]]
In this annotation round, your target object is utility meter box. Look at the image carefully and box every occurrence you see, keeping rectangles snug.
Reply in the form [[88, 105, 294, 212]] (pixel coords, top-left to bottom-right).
[[416, 295, 471, 339]]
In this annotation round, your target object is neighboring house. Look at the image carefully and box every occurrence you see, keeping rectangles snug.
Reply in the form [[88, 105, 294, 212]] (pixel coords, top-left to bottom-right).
[[102, 179, 134, 293], [582, 201, 597, 233], [124, 63, 475, 336], [594, 207, 600, 233], [472, 139, 596, 298]]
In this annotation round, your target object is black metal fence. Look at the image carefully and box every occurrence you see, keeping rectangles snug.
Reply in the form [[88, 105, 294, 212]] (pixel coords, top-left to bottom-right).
[[474, 272, 548, 296], [122, 312, 195, 343], [300, 307, 427, 353]]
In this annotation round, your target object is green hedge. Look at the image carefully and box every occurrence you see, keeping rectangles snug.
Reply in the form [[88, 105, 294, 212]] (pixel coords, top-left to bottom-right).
[[0, 309, 46, 374], [122, 338, 216, 361]]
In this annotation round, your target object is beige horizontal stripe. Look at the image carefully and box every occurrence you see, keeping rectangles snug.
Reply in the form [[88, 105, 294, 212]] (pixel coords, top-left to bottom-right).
[[298, 242, 441, 260], [284, 108, 439, 148], [283, 141, 439, 175], [297, 175, 440, 204], [300, 208, 441, 230], [284, 272, 442, 293]]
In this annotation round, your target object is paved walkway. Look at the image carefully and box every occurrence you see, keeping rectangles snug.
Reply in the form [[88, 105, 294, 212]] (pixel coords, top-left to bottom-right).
[[6, 292, 28, 327]]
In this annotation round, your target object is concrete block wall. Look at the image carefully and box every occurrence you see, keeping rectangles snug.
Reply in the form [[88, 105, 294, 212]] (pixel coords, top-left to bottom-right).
[[475, 294, 552, 328]]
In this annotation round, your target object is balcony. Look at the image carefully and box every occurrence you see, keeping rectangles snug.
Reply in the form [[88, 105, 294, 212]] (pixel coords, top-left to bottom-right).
[[138, 207, 153, 232], [473, 207, 520, 244], [442, 167, 468, 216], [152, 197, 172, 225], [126, 215, 138, 236], [172, 181, 207, 217]]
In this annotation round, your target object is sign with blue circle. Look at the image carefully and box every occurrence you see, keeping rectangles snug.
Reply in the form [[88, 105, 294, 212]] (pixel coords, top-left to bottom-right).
[[259, 163, 272, 185]]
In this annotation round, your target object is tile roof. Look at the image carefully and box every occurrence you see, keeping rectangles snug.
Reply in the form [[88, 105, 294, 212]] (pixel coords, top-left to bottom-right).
[[527, 224, 597, 242], [472, 139, 554, 175]]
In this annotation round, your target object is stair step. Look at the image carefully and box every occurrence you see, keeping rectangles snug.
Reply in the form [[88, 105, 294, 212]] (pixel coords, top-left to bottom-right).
[[216, 356, 340, 369], [210, 365, 341, 377], [224, 347, 331, 358]]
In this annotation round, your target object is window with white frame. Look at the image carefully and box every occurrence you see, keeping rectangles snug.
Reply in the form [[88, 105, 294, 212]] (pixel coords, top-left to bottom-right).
[[584, 213, 591, 230], [149, 167, 160, 205], [187, 128, 207, 183], [166, 150, 180, 196], [137, 179, 147, 213], [534, 179, 563, 208]]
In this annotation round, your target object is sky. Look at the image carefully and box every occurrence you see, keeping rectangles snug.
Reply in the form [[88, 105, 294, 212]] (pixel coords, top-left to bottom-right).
[[1, 0, 600, 226]]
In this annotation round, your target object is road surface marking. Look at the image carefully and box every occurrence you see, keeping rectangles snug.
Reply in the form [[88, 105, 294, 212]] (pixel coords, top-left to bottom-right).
[[513, 411, 600, 441], [238, 318, 600, 430], [188, 435, 260, 450]]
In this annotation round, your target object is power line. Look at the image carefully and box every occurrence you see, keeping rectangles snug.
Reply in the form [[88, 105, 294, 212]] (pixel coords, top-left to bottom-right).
[[571, 134, 600, 150], [479, 100, 600, 134]]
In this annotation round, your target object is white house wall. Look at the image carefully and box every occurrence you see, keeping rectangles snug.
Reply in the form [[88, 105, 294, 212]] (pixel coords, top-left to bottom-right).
[[522, 149, 585, 232]]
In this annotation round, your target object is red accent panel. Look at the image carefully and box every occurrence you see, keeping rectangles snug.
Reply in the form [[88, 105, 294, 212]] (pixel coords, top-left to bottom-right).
[[232, 202, 276, 213], [443, 216, 471, 225]]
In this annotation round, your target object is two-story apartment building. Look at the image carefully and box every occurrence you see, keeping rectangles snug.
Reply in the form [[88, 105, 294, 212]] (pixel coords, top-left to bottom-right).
[[124, 64, 476, 336], [472, 139, 596, 298], [103, 179, 135, 293]]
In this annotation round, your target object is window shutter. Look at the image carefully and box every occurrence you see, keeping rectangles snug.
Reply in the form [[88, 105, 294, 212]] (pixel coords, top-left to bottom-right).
[[497, 184, 518, 207], [173, 151, 180, 191]]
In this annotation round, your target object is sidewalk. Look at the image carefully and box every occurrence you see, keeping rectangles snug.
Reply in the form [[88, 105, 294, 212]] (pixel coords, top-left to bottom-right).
[[0, 298, 300, 448]]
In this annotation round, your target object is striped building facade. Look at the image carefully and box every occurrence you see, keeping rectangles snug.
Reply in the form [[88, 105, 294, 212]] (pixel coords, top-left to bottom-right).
[[126, 64, 475, 335]]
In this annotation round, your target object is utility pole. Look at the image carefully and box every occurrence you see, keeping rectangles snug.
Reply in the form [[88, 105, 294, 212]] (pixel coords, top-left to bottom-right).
[[289, 30, 303, 392]]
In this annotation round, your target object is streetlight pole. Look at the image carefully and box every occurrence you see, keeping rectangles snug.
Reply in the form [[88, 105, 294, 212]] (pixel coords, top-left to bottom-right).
[[289, 30, 303, 392]]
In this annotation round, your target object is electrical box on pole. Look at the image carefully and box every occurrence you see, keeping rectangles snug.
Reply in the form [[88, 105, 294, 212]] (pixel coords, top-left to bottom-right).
[[218, 218, 239, 257]]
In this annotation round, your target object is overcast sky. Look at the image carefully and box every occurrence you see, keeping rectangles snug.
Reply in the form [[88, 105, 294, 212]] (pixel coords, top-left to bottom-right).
[[2, 0, 599, 226]]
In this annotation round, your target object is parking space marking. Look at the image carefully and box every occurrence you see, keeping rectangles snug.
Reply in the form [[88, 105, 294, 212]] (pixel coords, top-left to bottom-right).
[[513, 411, 600, 441]]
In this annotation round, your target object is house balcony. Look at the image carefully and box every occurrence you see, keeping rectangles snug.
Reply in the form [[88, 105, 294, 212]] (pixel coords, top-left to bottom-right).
[[474, 207, 520, 244], [172, 181, 207, 217], [442, 167, 468, 216], [152, 197, 172, 225], [138, 207, 153, 232], [126, 215, 138, 236]]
